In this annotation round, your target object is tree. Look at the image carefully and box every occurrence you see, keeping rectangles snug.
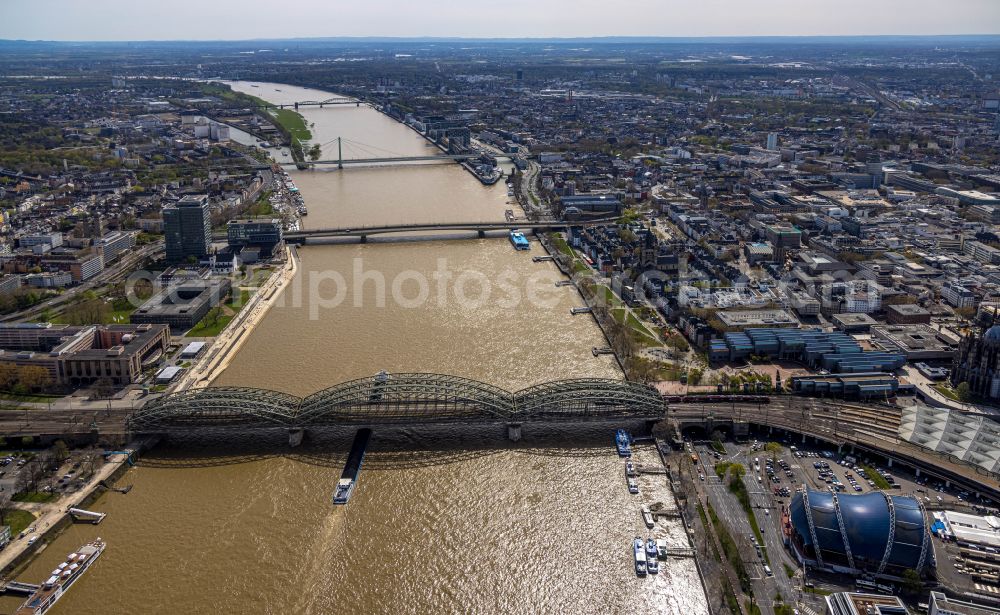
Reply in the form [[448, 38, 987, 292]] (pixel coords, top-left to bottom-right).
[[20, 436, 33, 449], [665, 333, 690, 353], [954, 307, 977, 322], [307, 144, 322, 161], [901, 568, 922, 595], [956, 382, 972, 402], [52, 440, 69, 462], [0, 363, 17, 391], [203, 306, 223, 327], [79, 453, 97, 481], [765, 442, 782, 461], [62, 296, 112, 325], [711, 430, 726, 447], [17, 366, 51, 393], [21, 457, 44, 492], [688, 368, 704, 386], [93, 377, 115, 400], [0, 491, 12, 527]]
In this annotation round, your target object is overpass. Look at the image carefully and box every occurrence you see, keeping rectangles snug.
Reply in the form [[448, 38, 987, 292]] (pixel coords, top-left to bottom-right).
[[282, 218, 614, 243]]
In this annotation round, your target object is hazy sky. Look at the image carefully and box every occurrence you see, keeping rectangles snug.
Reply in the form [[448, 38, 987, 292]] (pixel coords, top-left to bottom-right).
[[4, 0, 1000, 41]]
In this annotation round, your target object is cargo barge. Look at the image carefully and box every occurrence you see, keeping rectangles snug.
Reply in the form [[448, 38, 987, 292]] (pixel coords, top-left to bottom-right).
[[333, 428, 373, 505]]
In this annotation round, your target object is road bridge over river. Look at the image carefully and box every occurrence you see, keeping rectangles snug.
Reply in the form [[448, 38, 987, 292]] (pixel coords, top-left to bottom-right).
[[252, 97, 366, 110], [283, 218, 615, 243]]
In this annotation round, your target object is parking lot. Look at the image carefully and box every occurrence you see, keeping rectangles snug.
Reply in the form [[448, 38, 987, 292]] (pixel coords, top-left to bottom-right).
[[0, 449, 101, 501], [689, 430, 1000, 601]]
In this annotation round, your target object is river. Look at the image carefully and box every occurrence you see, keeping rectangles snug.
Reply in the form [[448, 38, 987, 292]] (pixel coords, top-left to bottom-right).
[[1, 81, 709, 615]]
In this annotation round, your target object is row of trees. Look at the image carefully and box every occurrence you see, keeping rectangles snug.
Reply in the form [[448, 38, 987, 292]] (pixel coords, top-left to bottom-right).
[[0, 287, 51, 315], [0, 364, 53, 394]]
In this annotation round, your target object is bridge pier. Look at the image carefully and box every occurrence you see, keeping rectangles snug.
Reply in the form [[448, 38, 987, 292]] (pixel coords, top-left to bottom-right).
[[477, 230, 486, 238], [359, 235, 367, 244], [507, 423, 522, 442], [294, 102, 299, 110], [289, 428, 304, 448]]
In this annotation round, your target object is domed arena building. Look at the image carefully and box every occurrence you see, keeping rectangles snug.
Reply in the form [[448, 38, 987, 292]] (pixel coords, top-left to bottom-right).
[[788, 490, 935, 579]]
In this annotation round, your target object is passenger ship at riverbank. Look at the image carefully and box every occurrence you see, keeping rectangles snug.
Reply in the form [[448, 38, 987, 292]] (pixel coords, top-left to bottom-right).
[[15, 539, 105, 615]]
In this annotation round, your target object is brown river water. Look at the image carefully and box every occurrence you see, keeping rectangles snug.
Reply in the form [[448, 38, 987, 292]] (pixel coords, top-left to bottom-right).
[[1, 82, 708, 615]]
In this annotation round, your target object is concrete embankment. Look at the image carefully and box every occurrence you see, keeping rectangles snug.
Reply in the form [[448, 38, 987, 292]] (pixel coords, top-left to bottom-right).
[[177, 245, 298, 389], [0, 449, 137, 579], [536, 234, 626, 375]]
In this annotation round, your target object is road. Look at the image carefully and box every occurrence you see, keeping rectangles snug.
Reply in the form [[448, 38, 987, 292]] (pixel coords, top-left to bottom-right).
[[515, 160, 545, 219], [695, 443, 784, 614], [0, 241, 164, 323]]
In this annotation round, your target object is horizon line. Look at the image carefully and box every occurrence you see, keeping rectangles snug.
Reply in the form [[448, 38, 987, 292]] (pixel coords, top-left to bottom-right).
[[2, 33, 1000, 45]]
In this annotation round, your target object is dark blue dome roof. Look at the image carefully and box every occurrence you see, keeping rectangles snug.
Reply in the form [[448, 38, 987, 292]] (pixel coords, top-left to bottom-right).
[[788, 489, 933, 574]]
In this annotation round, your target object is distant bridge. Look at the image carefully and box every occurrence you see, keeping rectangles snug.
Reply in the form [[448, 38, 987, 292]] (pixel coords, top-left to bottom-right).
[[125, 374, 666, 434], [308, 153, 479, 166], [290, 136, 509, 169], [283, 218, 615, 243], [253, 97, 366, 110]]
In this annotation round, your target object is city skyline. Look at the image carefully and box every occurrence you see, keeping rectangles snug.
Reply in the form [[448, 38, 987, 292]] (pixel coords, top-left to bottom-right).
[[4, 0, 1000, 41]]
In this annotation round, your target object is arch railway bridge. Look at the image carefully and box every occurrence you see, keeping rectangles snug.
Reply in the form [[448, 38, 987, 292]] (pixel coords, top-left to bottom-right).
[[126, 375, 666, 442]]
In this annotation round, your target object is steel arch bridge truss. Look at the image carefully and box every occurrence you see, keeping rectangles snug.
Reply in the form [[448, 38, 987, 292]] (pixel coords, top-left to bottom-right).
[[126, 387, 301, 430], [298, 373, 515, 424], [126, 374, 669, 432], [513, 379, 665, 421]]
